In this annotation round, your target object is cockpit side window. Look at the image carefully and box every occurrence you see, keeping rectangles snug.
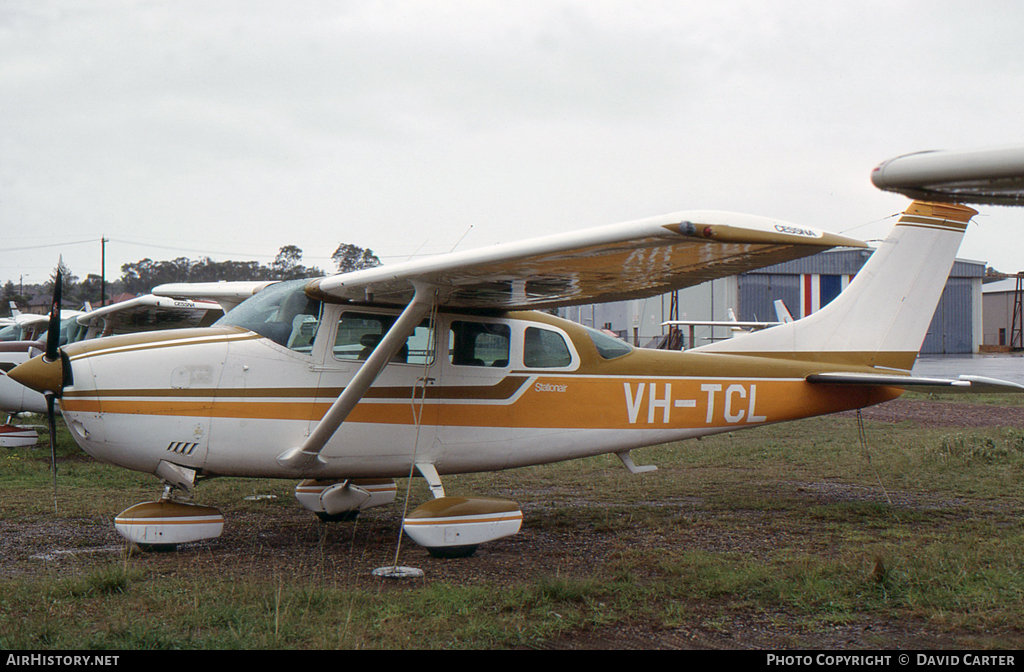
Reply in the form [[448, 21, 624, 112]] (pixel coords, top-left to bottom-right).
[[449, 321, 510, 367], [215, 279, 322, 353], [333, 312, 434, 365], [523, 327, 572, 368]]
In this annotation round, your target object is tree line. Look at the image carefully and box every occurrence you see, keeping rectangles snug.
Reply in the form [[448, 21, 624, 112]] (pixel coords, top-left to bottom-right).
[[3, 243, 381, 313]]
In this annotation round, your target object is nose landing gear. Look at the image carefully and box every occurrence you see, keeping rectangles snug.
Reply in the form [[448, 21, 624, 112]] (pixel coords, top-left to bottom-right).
[[115, 471, 224, 552]]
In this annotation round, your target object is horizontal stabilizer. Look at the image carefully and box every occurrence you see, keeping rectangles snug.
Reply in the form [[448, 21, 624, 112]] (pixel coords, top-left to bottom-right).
[[807, 372, 1024, 393]]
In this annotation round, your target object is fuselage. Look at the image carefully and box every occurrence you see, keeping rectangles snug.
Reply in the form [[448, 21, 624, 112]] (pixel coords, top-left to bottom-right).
[[50, 280, 899, 481]]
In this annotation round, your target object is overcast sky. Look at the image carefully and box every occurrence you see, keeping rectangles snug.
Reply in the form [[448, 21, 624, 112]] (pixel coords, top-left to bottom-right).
[[3, 0, 1024, 289]]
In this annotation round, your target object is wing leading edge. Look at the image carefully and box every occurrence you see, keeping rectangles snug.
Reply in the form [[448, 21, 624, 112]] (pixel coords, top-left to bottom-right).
[[309, 211, 866, 310]]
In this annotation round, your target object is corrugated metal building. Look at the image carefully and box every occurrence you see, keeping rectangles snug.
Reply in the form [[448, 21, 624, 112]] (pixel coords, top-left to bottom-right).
[[742, 250, 984, 354], [560, 248, 986, 354], [981, 277, 1023, 348]]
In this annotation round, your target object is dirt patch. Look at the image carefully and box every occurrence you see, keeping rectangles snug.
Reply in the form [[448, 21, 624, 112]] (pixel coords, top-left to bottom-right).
[[838, 397, 1024, 428], [0, 489, 1009, 649], [5, 501, 1003, 649]]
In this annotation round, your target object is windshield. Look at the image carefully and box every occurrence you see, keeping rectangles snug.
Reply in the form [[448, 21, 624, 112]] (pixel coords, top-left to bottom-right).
[[215, 279, 322, 351], [60, 316, 88, 345]]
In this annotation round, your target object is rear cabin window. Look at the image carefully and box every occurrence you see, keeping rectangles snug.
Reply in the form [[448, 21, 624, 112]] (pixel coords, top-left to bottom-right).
[[333, 312, 434, 365], [523, 327, 572, 368], [449, 321, 510, 367]]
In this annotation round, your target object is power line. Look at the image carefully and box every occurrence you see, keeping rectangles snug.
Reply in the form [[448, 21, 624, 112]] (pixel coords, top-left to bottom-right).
[[106, 237, 283, 260], [0, 238, 103, 253]]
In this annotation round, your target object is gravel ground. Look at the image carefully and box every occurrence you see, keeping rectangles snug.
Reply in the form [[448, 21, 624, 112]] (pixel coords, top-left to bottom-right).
[[838, 397, 1024, 428], [3, 396, 1023, 650], [1, 508, 983, 649]]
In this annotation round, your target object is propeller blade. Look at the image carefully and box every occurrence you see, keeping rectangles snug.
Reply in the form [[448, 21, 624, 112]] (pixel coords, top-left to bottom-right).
[[44, 261, 62, 513], [45, 266, 63, 362], [46, 392, 58, 514]]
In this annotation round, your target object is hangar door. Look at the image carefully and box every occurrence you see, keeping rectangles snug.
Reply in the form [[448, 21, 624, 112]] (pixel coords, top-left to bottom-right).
[[921, 279, 973, 354], [738, 275, 800, 323]]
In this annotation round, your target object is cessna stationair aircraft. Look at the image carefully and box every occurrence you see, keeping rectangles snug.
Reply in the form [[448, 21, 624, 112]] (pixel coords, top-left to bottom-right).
[[9, 146, 1024, 558]]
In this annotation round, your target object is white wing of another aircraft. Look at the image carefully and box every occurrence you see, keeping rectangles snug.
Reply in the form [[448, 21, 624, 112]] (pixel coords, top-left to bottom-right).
[[661, 317, 782, 330], [659, 305, 794, 333], [871, 145, 1024, 206], [75, 295, 224, 339], [153, 281, 278, 313]]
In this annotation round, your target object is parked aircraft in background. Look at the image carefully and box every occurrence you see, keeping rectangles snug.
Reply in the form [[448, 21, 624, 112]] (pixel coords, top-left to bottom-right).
[[0, 295, 222, 444], [661, 300, 796, 347], [0, 309, 85, 343]]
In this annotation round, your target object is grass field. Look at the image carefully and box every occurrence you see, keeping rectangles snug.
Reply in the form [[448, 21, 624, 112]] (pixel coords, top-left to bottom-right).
[[1, 398, 1023, 649]]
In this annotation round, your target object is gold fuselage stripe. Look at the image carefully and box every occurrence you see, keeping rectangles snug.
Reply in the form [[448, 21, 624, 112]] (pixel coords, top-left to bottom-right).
[[58, 316, 909, 430], [403, 513, 523, 526], [61, 376, 901, 430], [115, 517, 225, 525]]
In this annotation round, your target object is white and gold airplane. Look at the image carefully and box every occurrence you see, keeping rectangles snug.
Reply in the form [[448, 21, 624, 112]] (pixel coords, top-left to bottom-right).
[[10, 147, 1024, 556]]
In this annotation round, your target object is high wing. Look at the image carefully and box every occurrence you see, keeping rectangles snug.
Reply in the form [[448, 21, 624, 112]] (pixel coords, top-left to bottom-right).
[[308, 211, 866, 309], [75, 295, 224, 338], [871, 145, 1024, 206], [153, 281, 279, 313]]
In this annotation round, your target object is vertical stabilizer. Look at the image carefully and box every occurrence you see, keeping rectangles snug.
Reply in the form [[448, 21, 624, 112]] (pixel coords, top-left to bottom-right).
[[696, 201, 978, 370]]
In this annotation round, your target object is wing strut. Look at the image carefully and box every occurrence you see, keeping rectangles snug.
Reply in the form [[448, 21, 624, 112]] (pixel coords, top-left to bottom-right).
[[276, 282, 437, 473]]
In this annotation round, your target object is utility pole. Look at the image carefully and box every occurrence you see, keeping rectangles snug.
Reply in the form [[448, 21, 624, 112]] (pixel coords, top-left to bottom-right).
[[668, 290, 681, 350], [1011, 272, 1024, 351], [101, 237, 108, 307]]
